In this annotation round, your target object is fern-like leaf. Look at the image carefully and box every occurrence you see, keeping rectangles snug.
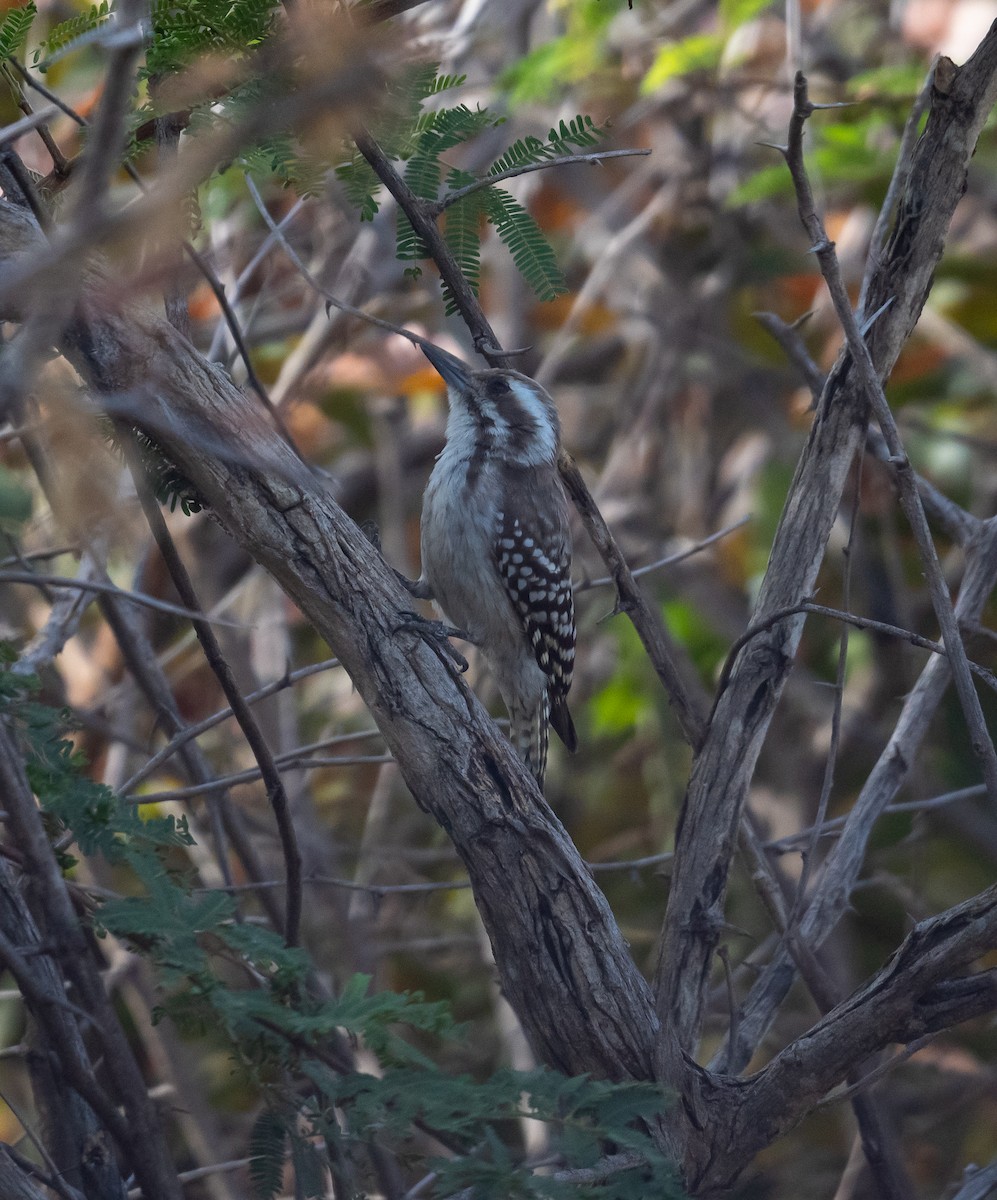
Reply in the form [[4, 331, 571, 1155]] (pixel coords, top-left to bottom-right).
[[483, 187, 566, 302], [144, 0, 278, 75], [335, 152, 381, 222], [546, 114, 603, 155], [0, 3, 36, 61], [401, 104, 498, 163], [426, 70, 467, 95], [488, 116, 604, 177], [395, 210, 427, 264], [488, 134, 554, 176], [33, 0, 109, 68], [441, 189, 486, 314], [249, 1109, 287, 1200]]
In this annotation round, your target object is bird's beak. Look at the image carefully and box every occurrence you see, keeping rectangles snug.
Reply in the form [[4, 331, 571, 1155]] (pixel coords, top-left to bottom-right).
[[421, 343, 472, 391]]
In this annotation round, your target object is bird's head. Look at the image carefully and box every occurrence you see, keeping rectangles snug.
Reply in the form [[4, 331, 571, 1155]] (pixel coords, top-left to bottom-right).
[[421, 343, 560, 467]]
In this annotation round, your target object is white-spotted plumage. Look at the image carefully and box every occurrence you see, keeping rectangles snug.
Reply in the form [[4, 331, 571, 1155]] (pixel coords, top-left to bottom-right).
[[417, 345, 577, 789]]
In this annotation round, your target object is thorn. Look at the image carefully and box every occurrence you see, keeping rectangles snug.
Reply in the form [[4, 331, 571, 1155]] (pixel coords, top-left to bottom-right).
[[859, 296, 894, 337], [477, 340, 532, 359], [756, 140, 789, 155], [811, 101, 855, 111], [806, 240, 833, 255]]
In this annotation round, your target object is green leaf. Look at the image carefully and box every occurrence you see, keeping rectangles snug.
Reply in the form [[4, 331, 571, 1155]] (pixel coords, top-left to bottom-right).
[[426, 70, 467, 95], [0, 3, 36, 61], [145, 0, 279, 76], [641, 33, 723, 92], [720, 0, 773, 27], [335, 152, 381, 221], [483, 187, 566, 303], [846, 62, 926, 99], [488, 117, 603, 177], [249, 1108, 287, 1200], [442, 189, 486, 313], [33, 1, 109, 68], [546, 114, 603, 155], [498, 0, 616, 104], [726, 161, 793, 206]]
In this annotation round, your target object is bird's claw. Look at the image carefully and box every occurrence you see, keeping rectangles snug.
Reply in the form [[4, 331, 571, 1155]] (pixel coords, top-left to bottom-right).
[[393, 611, 471, 674]]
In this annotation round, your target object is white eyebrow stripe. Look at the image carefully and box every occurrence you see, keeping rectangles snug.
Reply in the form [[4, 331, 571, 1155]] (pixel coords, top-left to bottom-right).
[[508, 379, 558, 461]]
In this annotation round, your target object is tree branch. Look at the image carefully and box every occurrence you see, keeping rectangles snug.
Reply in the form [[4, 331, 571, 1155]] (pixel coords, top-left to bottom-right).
[[653, 26, 997, 1103], [0, 199, 661, 1083], [782, 70, 997, 803]]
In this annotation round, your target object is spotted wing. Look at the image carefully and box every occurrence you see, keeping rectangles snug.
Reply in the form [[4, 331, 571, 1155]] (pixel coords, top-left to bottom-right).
[[493, 472, 576, 749]]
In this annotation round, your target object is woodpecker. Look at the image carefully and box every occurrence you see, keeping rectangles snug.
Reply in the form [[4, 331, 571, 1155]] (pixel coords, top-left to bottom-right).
[[417, 343, 577, 788]]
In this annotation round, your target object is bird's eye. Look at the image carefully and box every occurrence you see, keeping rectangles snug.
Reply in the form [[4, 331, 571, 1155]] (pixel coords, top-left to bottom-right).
[[486, 378, 511, 399]]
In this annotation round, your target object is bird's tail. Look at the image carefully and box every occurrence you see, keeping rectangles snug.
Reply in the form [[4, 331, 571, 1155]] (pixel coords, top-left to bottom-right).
[[509, 693, 551, 789]]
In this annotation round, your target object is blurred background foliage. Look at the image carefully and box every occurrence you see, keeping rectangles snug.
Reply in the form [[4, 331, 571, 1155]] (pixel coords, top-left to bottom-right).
[[1, 0, 997, 1197]]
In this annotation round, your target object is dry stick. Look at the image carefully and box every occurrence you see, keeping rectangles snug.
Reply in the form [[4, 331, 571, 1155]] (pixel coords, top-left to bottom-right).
[[717, 519, 997, 1079], [131, 753, 392, 803], [188, 779, 987, 895], [654, 38, 997, 1181], [758, 309, 981, 546], [0, 107, 60, 148], [0, 874, 107, 1200], [558, 455, 708, 748], [736, 822, 917, 1200], [714, 600, 997, 698], [14, 554, 99, 676], [800, 520, 997, 943], [11, 57, 302, 453], [352, 128, 709, 749], [118, 430, 304, 948], [0, 724, 185, 1200], [9, 400, 243, 902], [857, 64, 936, 320], [354, 129, 504, 358], [2, 1141, 81, 1200], [754, 310, 825, 400], [206, 196, 307, 360], [574, 515, 751, 592], [729, 884, 997, 1172], [0, 1090, 74, 1199], [0, 569, 251, 624], [950, 1158, 997, 1200], [90, 546, 290, 934], [782, 71, 997, 805], [535, 174, 670, 389], [61, 0, 143, 225], [789, 449, 865, 925], [0, 929, 135, 1159], [119, 657, 342, 793]]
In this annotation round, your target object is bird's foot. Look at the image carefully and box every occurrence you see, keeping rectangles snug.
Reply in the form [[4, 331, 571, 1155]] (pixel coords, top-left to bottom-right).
[[393, 610, 472, 674]]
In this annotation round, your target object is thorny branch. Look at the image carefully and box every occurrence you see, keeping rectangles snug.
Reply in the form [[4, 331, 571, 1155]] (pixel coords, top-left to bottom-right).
[[782, 70, 997, 804]]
